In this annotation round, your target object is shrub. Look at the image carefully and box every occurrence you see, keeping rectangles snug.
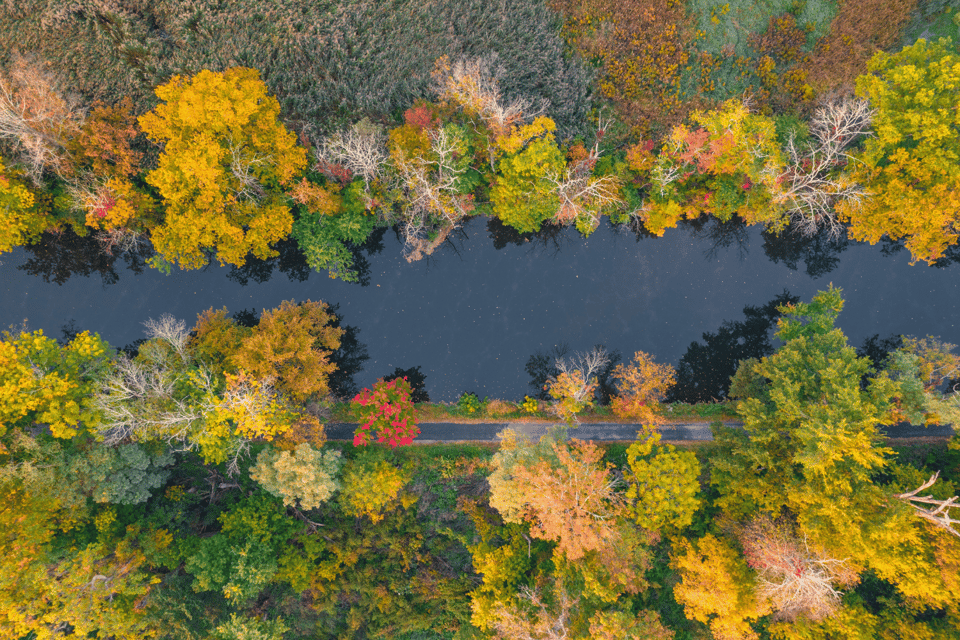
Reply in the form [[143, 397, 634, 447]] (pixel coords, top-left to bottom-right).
[[800, 0, 918, 96], [456, 391, 484, 415], [486, 399, 517, 417]]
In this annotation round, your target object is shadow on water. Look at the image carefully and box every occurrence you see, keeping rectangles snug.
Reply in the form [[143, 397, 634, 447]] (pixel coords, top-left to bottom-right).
[[327, 304, 371, 401], [226, 227, 388, 287], [486, 217, 569, 256], [682, 215, 752, 262], [668, 290, 800, 403], [762, 227, 850, 279], [17, 228, 153, 287], [881, 237, 960, 268], [523, 343, 621, 404], [382, 365, 430, 403]]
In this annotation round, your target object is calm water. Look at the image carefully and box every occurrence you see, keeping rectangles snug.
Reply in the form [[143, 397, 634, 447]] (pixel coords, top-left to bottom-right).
[[2, 218, 958, 401]]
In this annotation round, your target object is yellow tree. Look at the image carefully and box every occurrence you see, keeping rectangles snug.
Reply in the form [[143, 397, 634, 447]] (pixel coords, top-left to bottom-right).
[[228, 299, 343, 403], [841, 38, 960, 263], [0, 328, 112, 439], [139, 68, 307, 269], [672, 533, 772, 640], [0, 159, 54, 254]]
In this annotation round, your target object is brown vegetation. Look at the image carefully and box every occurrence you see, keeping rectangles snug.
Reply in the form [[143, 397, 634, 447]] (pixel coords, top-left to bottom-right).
[[801, 0, 919, 96]]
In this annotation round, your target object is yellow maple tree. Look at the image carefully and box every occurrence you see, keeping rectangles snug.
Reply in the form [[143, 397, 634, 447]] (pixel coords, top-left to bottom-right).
[[840, 39, 960, 263], [139, 68, 307, 269]]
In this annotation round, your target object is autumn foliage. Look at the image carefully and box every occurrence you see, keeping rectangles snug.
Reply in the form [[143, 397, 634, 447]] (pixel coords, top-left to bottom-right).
[[610, 351, 676, 422], [673, 533, 772, 640], [138, 68, 307, 269], [510, 439, 624, 560], [351, 377, 421, 448], [228, 300, 342, 403]]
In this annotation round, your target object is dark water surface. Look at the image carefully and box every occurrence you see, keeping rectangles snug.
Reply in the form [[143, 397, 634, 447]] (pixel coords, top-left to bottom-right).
[[2, 218, 957, 401]]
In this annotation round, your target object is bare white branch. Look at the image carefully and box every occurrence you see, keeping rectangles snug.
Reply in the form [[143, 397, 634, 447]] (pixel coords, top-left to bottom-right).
[[432, 55, 544, 138], [228, 139, 269, 202], [92, 354, 212, 448], [896, 471, 960, 538], [315, 120, 388, 188], [0, 54, 84, 183], [142, 314, 189, 360], [392, 125, 475, 261], [768, 98, 875, 238]]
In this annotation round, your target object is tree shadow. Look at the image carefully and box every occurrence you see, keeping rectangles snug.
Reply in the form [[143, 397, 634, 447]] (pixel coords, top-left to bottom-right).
[[668, 290, 800, 403], [682, 215, 751, 262], [880, 237, 960, 269], [17, 228, 152, 287], [326, 304, 370, 401], [486, 217, 569, 258], [762, 227, 850, 279], [382, 365, 430, 403]]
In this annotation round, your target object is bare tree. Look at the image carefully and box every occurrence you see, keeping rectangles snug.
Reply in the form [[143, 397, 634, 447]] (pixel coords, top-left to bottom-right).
[[432, 55, 544, 139], [548, 346, 611, 418], [489, 582, 578, 640], [896, 471, 960, 538], [767, 98, 874, 238], [0, 53, 84, 183], [143, 314, 190, 362], [392, 125, 475, 261], [92, 354, 213, 448], [738, 516, 855, 621], [556, 346, 611, 388], [315, 119, 388, 189], [548, 113, 624, 232]]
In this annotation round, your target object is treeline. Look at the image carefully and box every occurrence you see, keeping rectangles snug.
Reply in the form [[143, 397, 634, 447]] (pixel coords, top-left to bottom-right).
[[1, 288, 960, 638], [2, 32, 960, 282]]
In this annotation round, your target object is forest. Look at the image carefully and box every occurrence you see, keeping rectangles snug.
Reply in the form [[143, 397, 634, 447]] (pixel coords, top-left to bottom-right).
[[1, 0, 960, 638]]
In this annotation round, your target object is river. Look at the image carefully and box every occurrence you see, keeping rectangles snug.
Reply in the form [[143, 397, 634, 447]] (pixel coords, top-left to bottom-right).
[[2, 217, 957, 401]]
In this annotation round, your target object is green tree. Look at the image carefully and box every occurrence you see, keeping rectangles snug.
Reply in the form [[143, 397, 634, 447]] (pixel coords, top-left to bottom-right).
[[841, 38, 960, 263], [139, 68, 307, 269], [490, 117, 565, 233], [713, 287, 960, 608]]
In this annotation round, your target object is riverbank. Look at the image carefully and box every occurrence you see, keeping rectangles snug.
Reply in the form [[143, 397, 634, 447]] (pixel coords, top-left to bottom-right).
[[329, 398, 741, 425]]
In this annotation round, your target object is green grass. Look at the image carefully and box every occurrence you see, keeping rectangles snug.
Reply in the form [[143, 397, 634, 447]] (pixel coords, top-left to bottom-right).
[[330, 399, 739, 424], [687, 0, 838, 57], [901, 1, 960, 45]]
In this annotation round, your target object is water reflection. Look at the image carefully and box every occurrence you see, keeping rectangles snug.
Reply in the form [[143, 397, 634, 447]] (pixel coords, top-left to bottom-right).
[[226, 228, 388, 287], [5, 215, 959, 402], [382, 365, 430, 403], [328, 304, 371, 400], [881, 237, 960, 269], [17, 228, 152, 286], [683, 216, 751, 262], [669, 291, 799, 403], [762, 228, 850, 279], [486, 217, 568, 255]]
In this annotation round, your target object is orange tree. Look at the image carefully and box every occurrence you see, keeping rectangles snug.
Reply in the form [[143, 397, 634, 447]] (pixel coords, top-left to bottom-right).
[[138, 68, 307, 270]]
